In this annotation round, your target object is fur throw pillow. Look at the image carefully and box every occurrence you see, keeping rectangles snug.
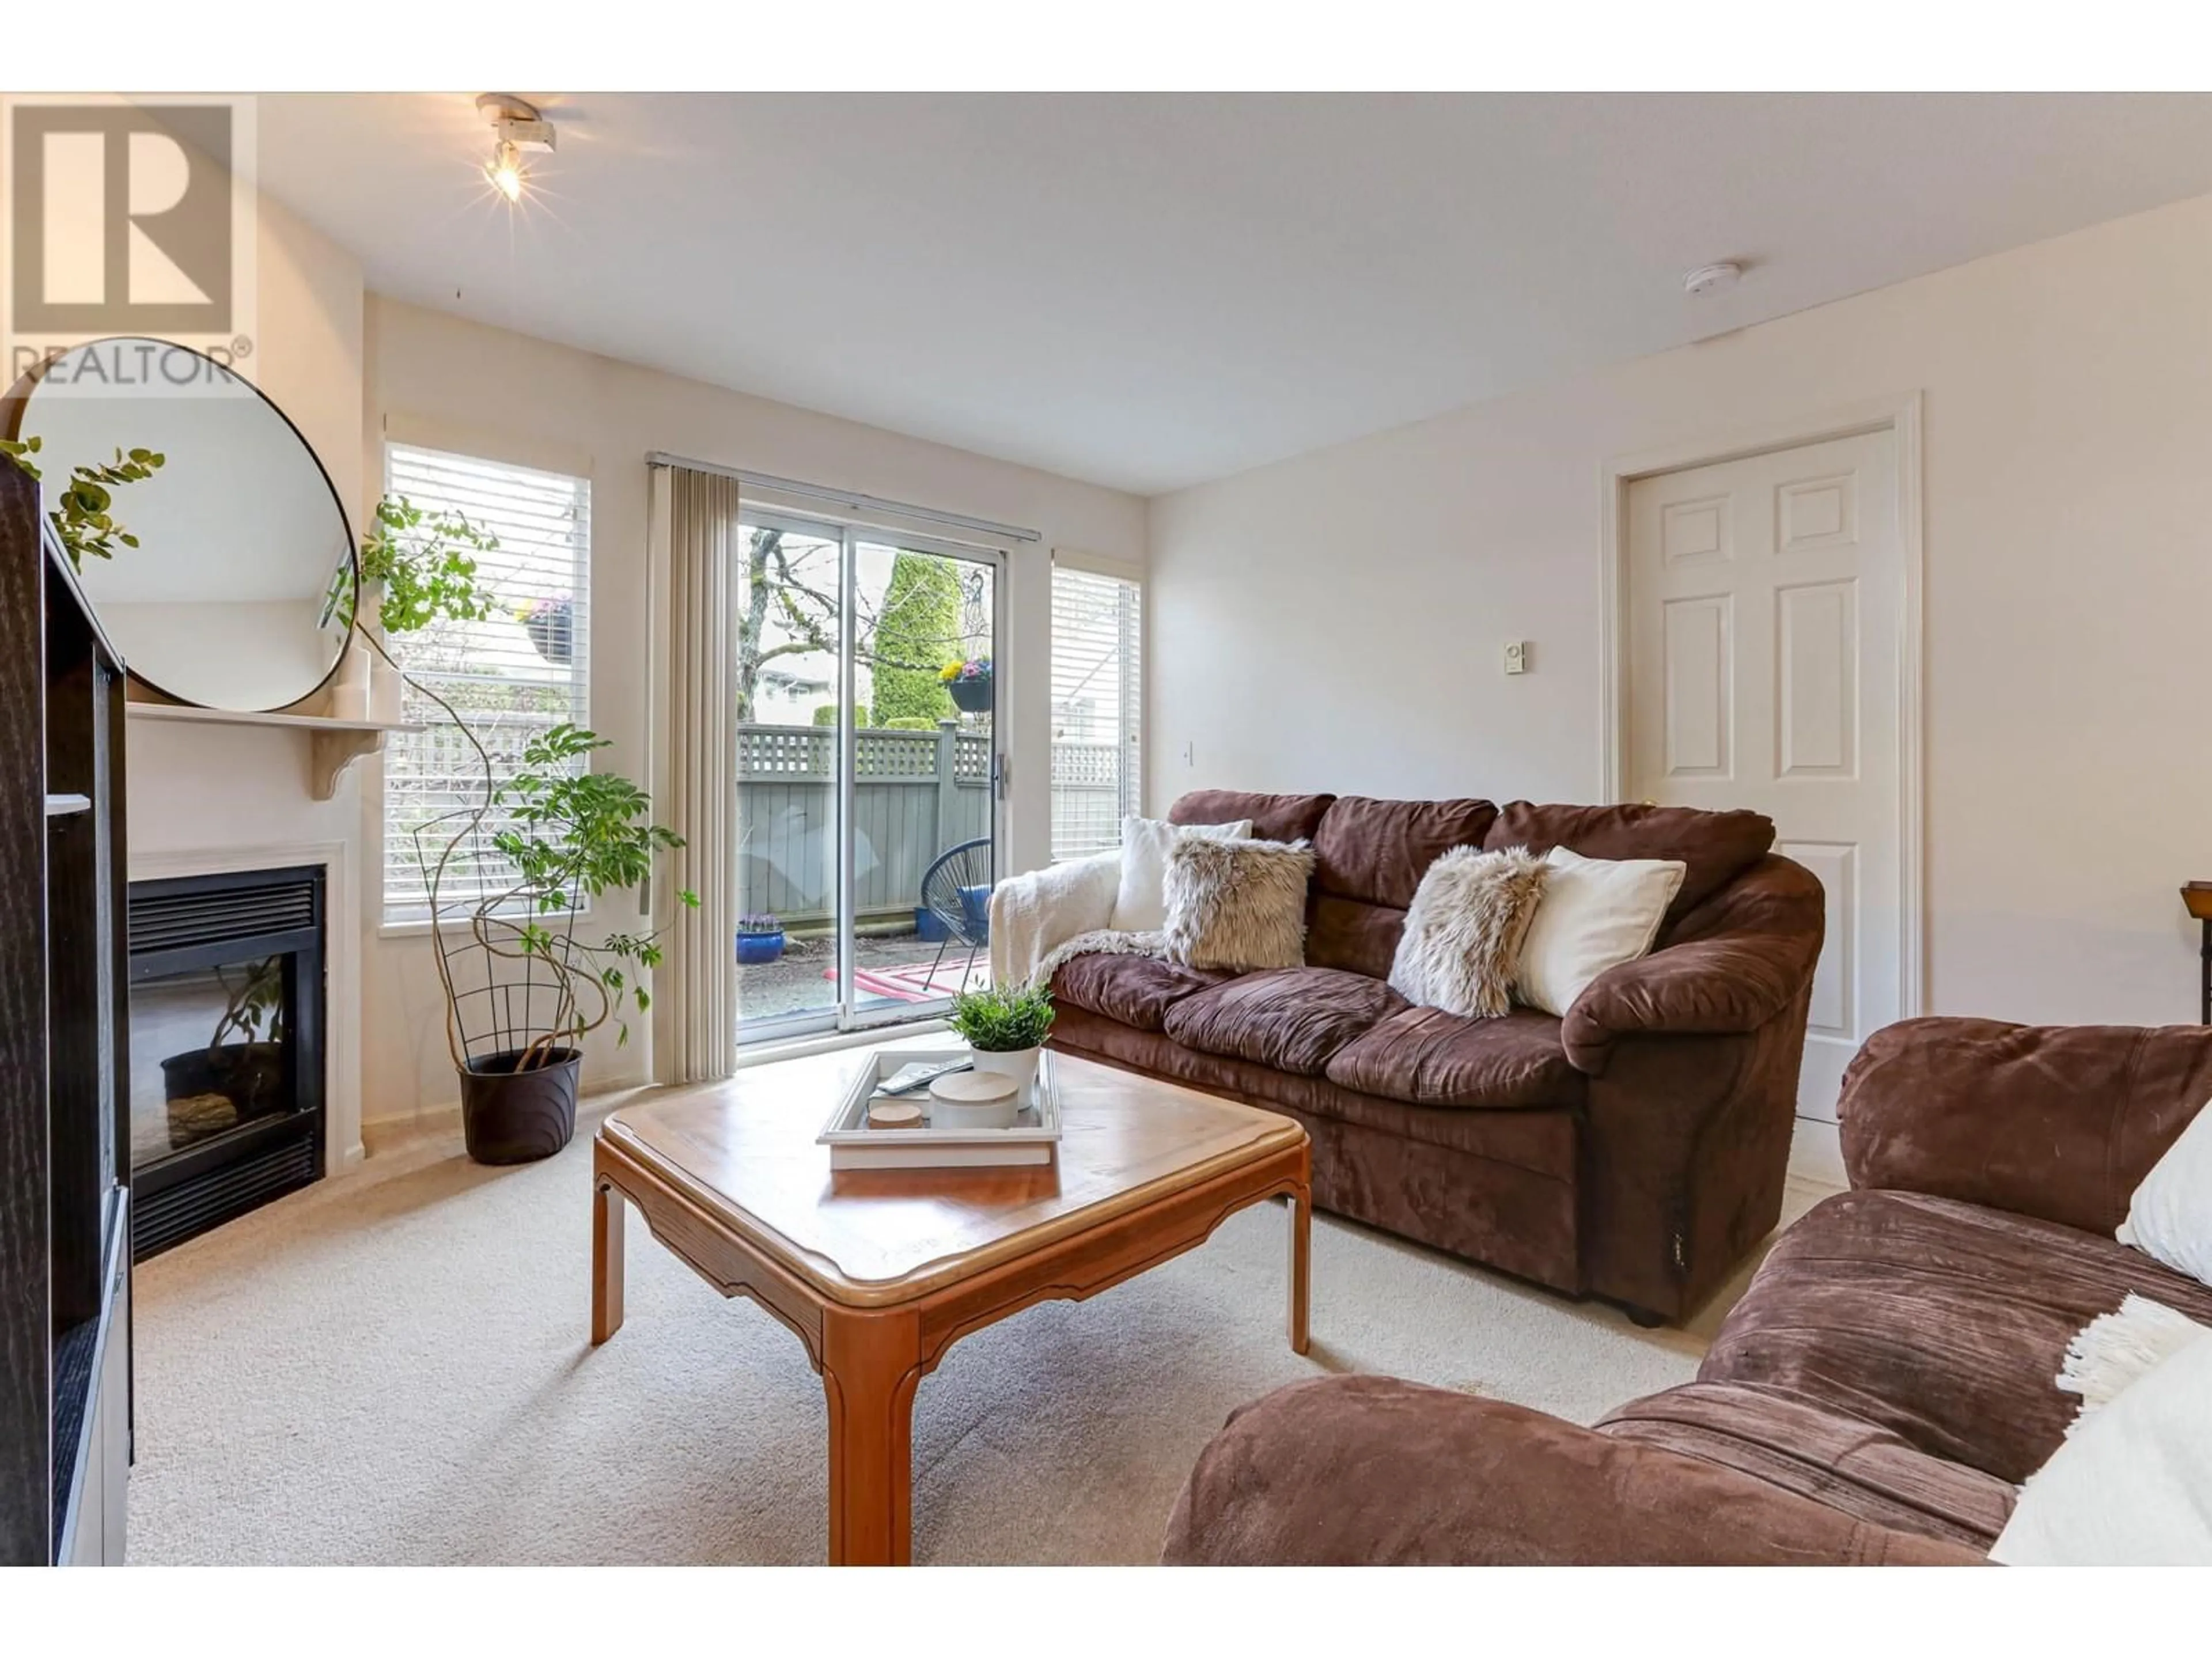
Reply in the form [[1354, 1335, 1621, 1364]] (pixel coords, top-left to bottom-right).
[[1388, 846, 1551, 1018], [1162, 835, 1316, 971], [1110, 814, 1253, 931]]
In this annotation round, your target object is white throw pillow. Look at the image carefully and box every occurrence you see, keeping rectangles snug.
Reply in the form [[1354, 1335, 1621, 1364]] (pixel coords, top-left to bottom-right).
[[1990, 1316, 2212, 1565], [1512, 844, 1687, 1018], [1109, 815, 1252, 932], [2118, 1105, 2212, 1286]]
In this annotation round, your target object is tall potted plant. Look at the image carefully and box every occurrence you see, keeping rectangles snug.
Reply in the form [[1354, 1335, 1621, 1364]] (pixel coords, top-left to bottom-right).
[[351, 495, 698, 1164], [419, 724, 696, 1164]]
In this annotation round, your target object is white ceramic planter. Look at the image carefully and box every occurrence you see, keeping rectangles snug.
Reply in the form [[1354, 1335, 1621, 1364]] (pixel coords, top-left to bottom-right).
[[967, 1044, 1043, 1094]]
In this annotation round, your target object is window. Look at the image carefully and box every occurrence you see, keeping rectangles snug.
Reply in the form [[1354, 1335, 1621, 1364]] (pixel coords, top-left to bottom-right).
[[1050, 564, 1142, 861], [380, 444, 591, 924]]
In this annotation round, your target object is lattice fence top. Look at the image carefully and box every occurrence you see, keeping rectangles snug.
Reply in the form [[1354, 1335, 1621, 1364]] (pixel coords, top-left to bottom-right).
[[737, 726, 830, 777], [736, 722, 991, 782], [857, 731, 939, 778], [1051, 740, 1122, 787]]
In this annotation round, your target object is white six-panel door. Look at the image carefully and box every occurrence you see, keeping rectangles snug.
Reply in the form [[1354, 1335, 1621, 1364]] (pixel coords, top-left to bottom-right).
[[1625, 430, 1902, 1123]]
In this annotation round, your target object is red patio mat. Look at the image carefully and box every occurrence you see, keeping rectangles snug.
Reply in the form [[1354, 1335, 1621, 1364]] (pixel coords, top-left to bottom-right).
[[820, 957, 987, 1003]]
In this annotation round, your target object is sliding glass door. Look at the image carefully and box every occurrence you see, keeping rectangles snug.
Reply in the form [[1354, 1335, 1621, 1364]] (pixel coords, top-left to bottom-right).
[[734, 510, 1000, 1043]]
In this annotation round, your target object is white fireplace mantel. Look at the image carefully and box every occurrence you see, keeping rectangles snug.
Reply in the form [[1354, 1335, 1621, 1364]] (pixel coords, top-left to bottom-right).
[[124, 703, 421, 801]]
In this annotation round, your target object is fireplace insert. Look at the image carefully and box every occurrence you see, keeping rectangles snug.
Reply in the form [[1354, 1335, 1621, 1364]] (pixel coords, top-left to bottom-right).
[[126, 865, 325, 1259]]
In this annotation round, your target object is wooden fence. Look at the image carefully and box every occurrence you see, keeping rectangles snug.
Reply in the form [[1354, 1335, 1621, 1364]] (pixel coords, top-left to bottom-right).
[[737, 722, 993, 928]]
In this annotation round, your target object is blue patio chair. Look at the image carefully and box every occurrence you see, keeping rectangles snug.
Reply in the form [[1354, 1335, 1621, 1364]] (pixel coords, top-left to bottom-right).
[[918, 837, 994, 992]]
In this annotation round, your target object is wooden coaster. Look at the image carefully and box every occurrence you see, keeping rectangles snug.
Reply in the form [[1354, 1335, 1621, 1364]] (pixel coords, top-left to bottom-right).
[[866, 1099, 926, 1131], [929, 1070, 1020, 1105]]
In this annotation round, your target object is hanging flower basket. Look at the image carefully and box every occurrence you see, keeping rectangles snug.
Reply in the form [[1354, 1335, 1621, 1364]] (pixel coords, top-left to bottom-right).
[[941, 656, 993, 714], [518, 594, 575, 664]]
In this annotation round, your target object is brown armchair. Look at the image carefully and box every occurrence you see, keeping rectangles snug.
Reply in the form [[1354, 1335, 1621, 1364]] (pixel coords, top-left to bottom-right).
[[1162, 1376, 1980, 1566], [1839, 1016, 2212, 1236], [1162, 1017, 2212, 1566]]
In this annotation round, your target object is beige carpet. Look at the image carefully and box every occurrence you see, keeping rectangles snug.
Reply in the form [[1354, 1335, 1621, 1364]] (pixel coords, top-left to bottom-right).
[[127, 1096, 1831, 1565]]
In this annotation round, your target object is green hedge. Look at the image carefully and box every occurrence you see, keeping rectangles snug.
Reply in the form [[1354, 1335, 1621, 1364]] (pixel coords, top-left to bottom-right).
[[872, 552, 960, 725]]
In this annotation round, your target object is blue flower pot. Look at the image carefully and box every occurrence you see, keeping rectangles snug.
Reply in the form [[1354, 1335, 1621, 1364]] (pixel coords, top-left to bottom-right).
[[736, 930, 786, 965]]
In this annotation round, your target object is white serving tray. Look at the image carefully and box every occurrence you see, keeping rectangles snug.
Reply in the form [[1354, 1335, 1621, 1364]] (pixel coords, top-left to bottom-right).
[[818, 1047, 1062, 1170]]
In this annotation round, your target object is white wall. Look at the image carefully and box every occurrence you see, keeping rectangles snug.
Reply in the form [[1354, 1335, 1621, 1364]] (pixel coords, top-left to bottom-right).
[[1149, 191, 2212, 1031], [360, 297, 1146, 1130], [122, 191, 371, 1165], [101, 599, 331, 710]]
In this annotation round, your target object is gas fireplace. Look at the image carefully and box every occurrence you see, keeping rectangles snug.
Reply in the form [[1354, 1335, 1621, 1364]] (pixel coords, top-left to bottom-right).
[[126, 865, 326, 1259]]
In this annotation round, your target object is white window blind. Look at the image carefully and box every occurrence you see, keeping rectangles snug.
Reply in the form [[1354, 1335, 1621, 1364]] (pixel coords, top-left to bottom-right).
[[381, 444, 591, 924], [1050, 565, 1142, 861]]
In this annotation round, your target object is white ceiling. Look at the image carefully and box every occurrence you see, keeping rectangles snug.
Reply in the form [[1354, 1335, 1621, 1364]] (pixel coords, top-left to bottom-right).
[[259, 93, 2212, 495]]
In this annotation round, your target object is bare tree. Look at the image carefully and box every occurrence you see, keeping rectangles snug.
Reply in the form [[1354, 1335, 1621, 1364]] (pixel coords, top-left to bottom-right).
[[736, 527, 978, 720]]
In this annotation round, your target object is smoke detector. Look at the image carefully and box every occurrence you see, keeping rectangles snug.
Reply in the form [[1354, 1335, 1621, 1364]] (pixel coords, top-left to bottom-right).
[[1683, 262, 1743, 297]]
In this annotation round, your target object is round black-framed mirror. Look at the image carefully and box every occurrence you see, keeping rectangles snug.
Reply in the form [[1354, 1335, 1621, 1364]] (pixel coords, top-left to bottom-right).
[[4, 336, 359, 713]]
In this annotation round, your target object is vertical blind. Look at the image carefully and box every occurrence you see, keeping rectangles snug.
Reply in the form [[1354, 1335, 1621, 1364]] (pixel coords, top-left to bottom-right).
[[1050, 565, 1142, 861], [381, 444, 592, 923]]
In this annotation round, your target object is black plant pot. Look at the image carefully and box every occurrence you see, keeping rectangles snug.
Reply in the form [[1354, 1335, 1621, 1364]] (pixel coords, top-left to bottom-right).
[[459, 1047, 582, 1165], [948, 675, 992, 714]]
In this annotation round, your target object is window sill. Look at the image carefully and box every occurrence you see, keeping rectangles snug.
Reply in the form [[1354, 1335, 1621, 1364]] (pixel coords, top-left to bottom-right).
[[379, 908, 586, 942], [734, 1020, 949, 1068]]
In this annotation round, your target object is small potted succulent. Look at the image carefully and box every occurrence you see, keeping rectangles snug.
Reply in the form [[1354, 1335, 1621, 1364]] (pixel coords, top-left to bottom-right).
[[946, 983, 1055, 1094], [736, 912, 786, 965], [939, 654, 993, 714]]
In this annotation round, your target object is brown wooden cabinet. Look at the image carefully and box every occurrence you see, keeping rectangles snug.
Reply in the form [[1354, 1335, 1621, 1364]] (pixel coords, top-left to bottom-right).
[[0, 463, 133, 1565]]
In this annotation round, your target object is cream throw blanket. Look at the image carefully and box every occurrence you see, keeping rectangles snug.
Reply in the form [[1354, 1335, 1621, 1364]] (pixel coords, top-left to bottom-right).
[[989, 851, 1170, 988], [1992, 1300, 2212, 1564]]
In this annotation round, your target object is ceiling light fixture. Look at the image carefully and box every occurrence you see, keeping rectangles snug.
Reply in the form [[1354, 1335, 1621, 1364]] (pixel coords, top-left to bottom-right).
[[476, 93, 555, 204], [1683, 261, 1743, 297]]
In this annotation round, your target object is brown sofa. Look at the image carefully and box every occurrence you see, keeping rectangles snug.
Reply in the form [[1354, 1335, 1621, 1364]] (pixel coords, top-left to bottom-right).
[[1050, 790, 1824, 1326], [1161, 1017, 2212, 1565]]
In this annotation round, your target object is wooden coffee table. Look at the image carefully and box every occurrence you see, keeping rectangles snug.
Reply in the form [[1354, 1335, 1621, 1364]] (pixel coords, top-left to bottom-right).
[[589, 1044, 1310, 1565]]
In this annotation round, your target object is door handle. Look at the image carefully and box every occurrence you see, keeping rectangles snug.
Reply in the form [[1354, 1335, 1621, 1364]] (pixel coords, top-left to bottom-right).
[[994, 752, 1010, 801]]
